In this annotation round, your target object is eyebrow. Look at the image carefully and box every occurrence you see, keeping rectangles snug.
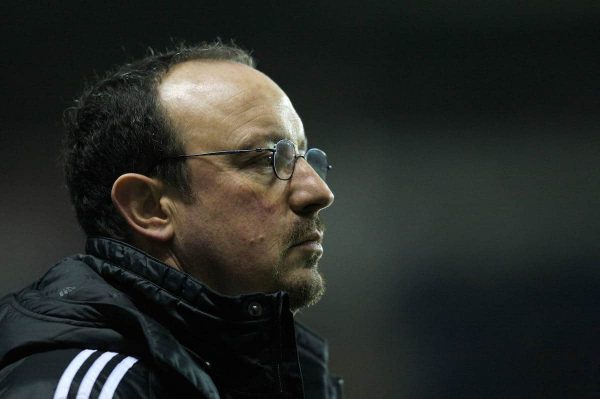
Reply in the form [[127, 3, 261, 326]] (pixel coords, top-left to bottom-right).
[[236, 134, 277, 150], [240, 134, 307, 151]]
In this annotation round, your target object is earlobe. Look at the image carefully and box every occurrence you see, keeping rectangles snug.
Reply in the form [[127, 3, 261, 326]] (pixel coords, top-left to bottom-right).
[[111, 174, 174, 242]]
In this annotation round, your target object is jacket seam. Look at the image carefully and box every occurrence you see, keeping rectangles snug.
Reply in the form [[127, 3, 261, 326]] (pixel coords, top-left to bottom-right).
[[6, 298, 106, 327], [295, 324, 328, 361], [298, 345, 326, 366]]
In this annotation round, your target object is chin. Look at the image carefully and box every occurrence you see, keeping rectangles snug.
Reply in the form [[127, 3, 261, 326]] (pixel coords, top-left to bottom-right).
[[280, 268, 326, 311]]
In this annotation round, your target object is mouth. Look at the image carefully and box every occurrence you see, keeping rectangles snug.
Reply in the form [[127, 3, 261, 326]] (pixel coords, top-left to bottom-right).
[[290, 231, 324, 252]]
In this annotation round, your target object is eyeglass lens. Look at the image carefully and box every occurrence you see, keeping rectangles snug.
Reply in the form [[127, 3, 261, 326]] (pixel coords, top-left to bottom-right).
[[305, 148, 329, 180], [273, 140, 329, 181]]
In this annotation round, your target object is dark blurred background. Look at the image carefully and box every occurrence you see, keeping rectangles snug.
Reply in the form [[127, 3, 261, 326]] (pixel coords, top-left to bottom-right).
[[2, 1, 599, 397]]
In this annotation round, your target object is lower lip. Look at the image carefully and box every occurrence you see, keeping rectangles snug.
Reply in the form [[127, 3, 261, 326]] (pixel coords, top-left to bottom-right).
[[292, 241, 323, 252]]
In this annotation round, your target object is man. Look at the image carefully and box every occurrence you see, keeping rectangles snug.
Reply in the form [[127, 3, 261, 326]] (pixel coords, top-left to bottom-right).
[[0, 42, 341, 398]]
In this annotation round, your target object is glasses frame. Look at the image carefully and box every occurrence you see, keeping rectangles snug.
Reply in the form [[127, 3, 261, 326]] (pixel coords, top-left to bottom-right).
[[151, 139, 331, 181]]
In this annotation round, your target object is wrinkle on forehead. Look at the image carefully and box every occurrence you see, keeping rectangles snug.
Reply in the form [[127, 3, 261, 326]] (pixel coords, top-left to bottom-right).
[[158, 60, 305, 151]]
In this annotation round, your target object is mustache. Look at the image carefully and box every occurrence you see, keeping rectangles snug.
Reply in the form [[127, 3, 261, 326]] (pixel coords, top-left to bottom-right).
[[286, 218, 325, 247]]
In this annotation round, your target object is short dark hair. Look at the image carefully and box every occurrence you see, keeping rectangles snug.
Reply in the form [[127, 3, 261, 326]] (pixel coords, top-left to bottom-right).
[[62, 41, 255, 240]]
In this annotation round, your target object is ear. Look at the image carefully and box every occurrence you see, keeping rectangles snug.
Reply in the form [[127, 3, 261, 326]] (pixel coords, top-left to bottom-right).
[[111, 173, 174, 242]]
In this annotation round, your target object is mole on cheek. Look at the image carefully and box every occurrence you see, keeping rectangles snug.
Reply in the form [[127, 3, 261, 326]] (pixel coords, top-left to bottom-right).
[[245, 232, 267, 246]]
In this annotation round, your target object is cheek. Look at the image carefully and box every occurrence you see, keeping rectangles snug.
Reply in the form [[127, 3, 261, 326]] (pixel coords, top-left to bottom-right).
[[210, 183, 286, 245], [244, 190, 280, 219], [239, 193, 281, 241]]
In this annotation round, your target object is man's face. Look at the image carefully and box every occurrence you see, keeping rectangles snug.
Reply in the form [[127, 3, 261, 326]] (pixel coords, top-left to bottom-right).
[[158, 61, 334, 310]]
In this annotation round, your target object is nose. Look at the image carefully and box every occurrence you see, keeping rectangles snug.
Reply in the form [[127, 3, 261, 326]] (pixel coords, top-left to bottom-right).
[[288, 157, 335, 215]]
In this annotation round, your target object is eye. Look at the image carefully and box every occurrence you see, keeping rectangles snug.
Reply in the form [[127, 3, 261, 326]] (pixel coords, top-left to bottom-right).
[[244, 152, 273, 169], [260, 153, 274, 169]]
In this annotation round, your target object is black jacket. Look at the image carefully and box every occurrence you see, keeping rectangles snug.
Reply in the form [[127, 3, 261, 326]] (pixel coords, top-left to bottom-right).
[[0, 237, 342, 398]]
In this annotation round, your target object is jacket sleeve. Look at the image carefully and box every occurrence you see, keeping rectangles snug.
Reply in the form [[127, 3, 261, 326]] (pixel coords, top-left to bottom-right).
[[0, 348, 154, 399], [0, 347, 213, 398]]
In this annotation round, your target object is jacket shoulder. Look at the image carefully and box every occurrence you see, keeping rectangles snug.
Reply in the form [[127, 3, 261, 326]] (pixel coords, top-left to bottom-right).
[[0, 348, 158, 398]]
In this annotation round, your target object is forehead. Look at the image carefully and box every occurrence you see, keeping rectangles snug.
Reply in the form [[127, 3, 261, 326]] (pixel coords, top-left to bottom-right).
[[158, 60, 306, 151]]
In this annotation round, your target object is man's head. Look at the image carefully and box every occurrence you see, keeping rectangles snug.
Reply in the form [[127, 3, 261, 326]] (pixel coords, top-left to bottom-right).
[[63, 42, 334, 310]]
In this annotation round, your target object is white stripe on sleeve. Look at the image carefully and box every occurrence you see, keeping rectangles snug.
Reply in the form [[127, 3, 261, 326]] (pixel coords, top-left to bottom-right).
[[75, 351, 118, 399], [97, 356, 139, 399], [53, 349, 97, 399]]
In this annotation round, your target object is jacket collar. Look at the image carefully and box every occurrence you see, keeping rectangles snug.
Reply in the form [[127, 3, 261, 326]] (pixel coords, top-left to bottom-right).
[[85, 236, 306, 397]]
